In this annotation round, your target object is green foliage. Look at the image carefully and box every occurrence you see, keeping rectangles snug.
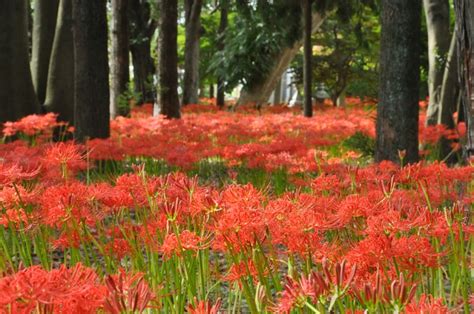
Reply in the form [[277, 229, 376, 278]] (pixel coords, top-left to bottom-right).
[[342, 131, 375, 157], [116, 82, 143, 116], [209, 2, 302, 92], [190, 158, 230, 187], [197, 8, 221, 85], [291, 5, 380, 101]]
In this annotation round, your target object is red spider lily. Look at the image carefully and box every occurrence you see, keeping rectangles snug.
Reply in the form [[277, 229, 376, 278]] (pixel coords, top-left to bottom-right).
[[383, 273, 417, 307], [211, 184, 267, 252], [263, 195, 337, 256], [273, 260, 356, 313], [186, 298, 222, 314], [351, 270, 383, 308], [273, 271, 330, 313], [0, 184, 40, 210], [457, 122, 466, 137], [345, 234, 438, 278], [224, 260, 261, 288], [321, 259, 357, 293], [0, 263, 106, 313], [88, 182, 134, 212], [104, 238, 133, 260], [0, 107, 472, 313], [51, 229, 83, 250], [0, 208, 30, 228], [160, 230, 206, 259], [0, 162, 40, 185], [104, 270, 155, 314], [42, 142, 87, 181], [419, 124, 448, 146], [404, 294, 450, 313], [88, 106, 375, 171], [39, 181, 104, 228], [2, 113, 59, 137]]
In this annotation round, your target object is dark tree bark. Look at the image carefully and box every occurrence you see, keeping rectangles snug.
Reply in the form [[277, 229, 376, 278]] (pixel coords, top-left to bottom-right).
[[438, 29, 459, 161], [72, 0, 110, 141], [0, 0, 40, 124], [129, 0, 156, 105], [217, 0, 229, 109], [376, 0, 421, 164], [209, 83, 215, 99], [182, 0, 203, 106], [273, 79, 282, 105], [110, 0, 130, 118], [31, 0, 59, 105], [157, 0, 180, 118], [28, 2, 33, 58], [423, 0, 451, 126], [44, 0, 74, 125], [302, 0, 313, 117], [455, 0, 474, 160]]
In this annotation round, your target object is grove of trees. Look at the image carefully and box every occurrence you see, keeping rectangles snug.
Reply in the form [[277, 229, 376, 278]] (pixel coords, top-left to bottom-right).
[[1, 0, 473, 162]]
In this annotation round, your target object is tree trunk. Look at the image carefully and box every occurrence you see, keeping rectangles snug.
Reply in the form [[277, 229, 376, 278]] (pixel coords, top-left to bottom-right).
[[43, 0, 74, 125], [209, 83, 214, 99], [455, 0, 474, 159], [376, 0, 421, 164], [438, 29, 459, 161], [110, 0, 130, 118], [157, 0, 180, 118], [72, 0, 110, 141], [237, 12, 325, 108], [273, 78, 282, 105], [28, 2, 33, 59], [302, 0, 313, 117], [423, 0, 451, 126], [337, 90, 346, 108], [129, 0, 156, 105], [0, 0, 40, 124], [31, 0, 59, 105], [182, 0, 203, 106], [217, 0, 228, 109]]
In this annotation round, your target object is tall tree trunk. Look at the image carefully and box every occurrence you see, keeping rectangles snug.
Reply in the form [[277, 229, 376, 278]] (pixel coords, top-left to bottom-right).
[[157, 0, 180, 118], [182, 0, 203, 106], [217, 0, 228, 109], [455, 0, 474, 159], [72, 0, 110, 141], [0, 0, 40, 124], [273, 78, 282, 105], [337, 90, 347, 108], [44, 0, 74, 125], [438, 29, 459, 161], [129, 0, 156, 105], [424, 0, 451, 126], [31, 0, 59, 105], [209, 83, 214, 99], [376, 0, 421, 164], [237, 12, 325, 108], [302, 0, 313, 117], [28, 2, 33, 59], [110, 0, 130, 118]]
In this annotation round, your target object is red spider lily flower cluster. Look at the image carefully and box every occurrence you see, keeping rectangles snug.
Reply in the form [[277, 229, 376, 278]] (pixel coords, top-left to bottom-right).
[[0, 264, 106, 313], [186, 297, 222, 314], [104, 270, 155, 314], [2, 113, 60, 138], [0, 103, 471, 313], [274, 260, 357, 313], [0, 264, 155, 313]]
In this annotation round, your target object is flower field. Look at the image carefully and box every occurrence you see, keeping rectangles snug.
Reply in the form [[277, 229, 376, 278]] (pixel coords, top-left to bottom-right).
[[0, 101, 472, 313]]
